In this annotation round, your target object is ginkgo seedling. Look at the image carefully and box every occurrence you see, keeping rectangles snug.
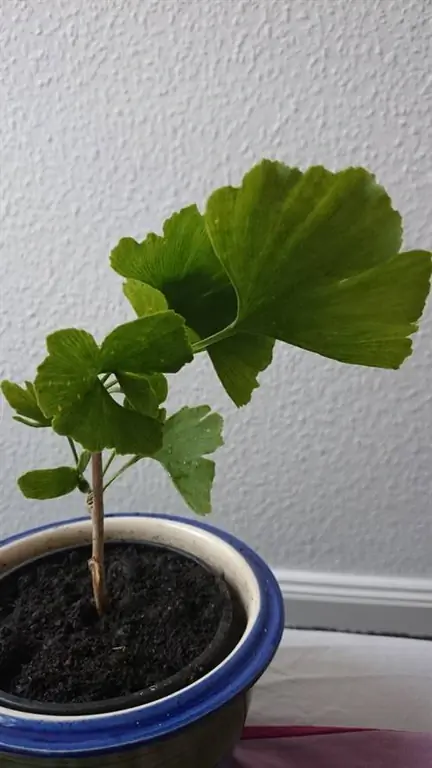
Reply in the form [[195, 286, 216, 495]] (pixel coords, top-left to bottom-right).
[[2, 160, 431, 615]]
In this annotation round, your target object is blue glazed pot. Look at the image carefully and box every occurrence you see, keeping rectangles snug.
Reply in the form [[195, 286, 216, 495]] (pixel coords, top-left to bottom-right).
[[0, 514, 284, 767]]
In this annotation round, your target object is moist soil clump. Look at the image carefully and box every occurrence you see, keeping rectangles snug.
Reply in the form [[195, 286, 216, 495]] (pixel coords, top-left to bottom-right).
[[0, 542, 229, 705]]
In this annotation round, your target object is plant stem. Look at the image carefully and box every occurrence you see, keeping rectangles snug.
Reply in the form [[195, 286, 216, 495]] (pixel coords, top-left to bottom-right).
[[103, 455, 140, 492], [89, 452, 108, 616], [103, 449, 116, 476], [192, 324, 235, 353], [67, 437, 79, 466]]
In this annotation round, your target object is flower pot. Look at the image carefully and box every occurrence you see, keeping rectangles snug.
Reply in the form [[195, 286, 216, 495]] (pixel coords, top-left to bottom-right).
[[0, 514, 284, 767]]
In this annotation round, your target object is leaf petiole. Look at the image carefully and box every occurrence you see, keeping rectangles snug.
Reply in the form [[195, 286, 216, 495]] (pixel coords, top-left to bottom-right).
[[103, 456, 140, 492], [192, 325, 235, 353], [67, 437, 79, 466], [103, 450, 116, 477]]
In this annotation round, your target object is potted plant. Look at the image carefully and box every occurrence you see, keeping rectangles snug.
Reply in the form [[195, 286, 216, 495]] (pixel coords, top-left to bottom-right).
[[1, 160, 430, 767]]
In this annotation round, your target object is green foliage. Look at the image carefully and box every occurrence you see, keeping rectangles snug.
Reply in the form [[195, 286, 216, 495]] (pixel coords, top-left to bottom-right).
[[34, 316, 192, 455], [205, 162, 431, 368], [117, 372, 160, 417], [35, 329, 100, 418], [155, 406, 224, 515], [18, 467, 80, 499], [53, 381, 163, 455], [99, 313, 191, 374], [1, 381, 51, 427], [123, 279, 168, 316], [4, 159, 431, 517], [111, 205, 275, 406], [77, 450, 92, 474], [112, 161, 431, 411]]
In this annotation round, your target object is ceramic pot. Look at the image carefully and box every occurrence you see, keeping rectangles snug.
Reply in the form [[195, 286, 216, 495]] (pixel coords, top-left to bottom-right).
[[0, 514, 284, 767]]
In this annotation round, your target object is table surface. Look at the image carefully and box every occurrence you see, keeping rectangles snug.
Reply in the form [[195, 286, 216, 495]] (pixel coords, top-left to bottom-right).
[[248, 630, 432, 732]]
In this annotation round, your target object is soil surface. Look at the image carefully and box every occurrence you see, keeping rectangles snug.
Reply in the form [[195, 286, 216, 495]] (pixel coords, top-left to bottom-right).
[[0, 543, 229, 705]]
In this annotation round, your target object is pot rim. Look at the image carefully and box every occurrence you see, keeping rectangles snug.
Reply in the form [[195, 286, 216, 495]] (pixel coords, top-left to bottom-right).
[[0, 513, 284, 757]]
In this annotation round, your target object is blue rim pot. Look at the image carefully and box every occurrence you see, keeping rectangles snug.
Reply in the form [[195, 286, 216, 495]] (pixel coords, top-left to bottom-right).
[[0, 514, 284, 767]]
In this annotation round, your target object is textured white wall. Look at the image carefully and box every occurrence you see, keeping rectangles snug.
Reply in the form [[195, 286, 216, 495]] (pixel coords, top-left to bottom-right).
[[1, 0, 431, 577]]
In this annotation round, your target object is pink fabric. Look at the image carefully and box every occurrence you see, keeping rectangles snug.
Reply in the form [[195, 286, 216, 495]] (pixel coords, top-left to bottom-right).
[[227, 729, 432, 767]]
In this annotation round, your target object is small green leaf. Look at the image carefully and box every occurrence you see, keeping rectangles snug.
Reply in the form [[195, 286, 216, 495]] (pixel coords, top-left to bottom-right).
[[100, 313, 193, 374], [147, 373, 168, 404], [116, 372, 159, 417], [18, 467, 79, 500], [123, 279, 168, 316], [156, 406, 224, 515], [35, 329, 100, 418], [77, 450, 92, 474], [53, 380, 163, 455], [205, 161, 431, 368], [1, 380, 51, 425]]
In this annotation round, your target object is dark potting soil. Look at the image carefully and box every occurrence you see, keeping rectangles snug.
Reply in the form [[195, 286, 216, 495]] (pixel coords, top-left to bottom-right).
[[0, 543, 232, 706]]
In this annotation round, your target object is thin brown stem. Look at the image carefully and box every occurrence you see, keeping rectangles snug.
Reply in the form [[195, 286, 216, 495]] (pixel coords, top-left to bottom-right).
[[89, 452, 108, 616]]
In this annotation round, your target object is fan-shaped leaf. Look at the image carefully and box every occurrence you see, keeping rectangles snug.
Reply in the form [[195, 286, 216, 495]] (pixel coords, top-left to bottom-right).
[[155, 406, 224, 514], [53, 381, 163, 455], [205, 161, 431, 368], [1, 381, 51, 426]]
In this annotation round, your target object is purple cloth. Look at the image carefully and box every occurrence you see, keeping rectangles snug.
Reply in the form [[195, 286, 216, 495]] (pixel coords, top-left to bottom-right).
[[227, 731, 432, 767]]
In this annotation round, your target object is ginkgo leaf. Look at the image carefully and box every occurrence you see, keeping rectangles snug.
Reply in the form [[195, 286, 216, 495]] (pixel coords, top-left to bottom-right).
[[30, 315, 191, 452], [35, 329, 100, 418], [123, 279, 168, 316], [205, 161, 431, 368], [116, 372, 159, 417], [110, 205, 274, 405], [1, 380, 51, 426], [147, 373, 168, 404], [77, 450, 92, 474], [100, 313, 193, 374], [208, 333, 275, 407], [111, 206, 236, 339], [18, 467, 79, 500], [53, 380, 163, 455], [155, 406, 224, 515]]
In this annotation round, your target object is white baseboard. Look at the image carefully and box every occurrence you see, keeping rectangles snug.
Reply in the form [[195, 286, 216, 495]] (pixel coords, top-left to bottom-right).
[[274, 568, 432, 637]]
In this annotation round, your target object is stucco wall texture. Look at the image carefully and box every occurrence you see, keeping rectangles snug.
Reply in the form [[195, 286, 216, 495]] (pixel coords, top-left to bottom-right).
[[1, 0, 431, 577]]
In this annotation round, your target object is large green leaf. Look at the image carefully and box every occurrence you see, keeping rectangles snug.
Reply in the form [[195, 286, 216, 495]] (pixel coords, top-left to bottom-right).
[[111, 205, 274, 405], [1, 380, 51, 426], [53, 380, 163, 455], [35, 329, 100, 418], [205, 161, 431, 368], [155, 406, 224, 515], [18, 467, 79, 500], [100, 313, 192, 374]]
